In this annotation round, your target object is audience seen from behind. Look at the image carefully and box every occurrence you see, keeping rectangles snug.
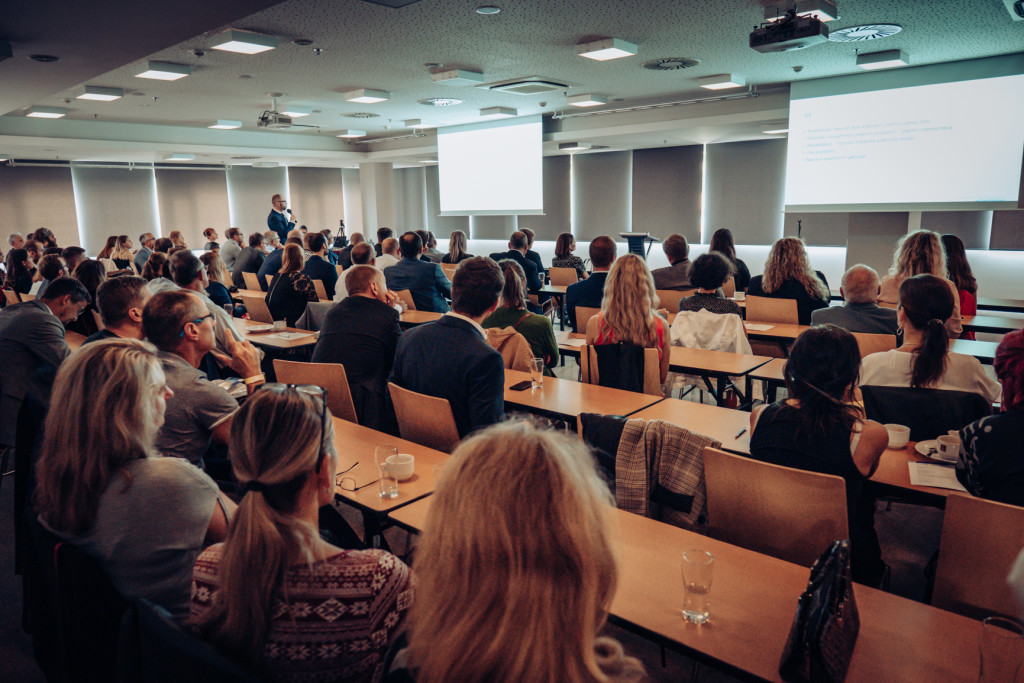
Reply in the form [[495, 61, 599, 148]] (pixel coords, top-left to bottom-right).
[[566, 236, 617, 332], [376, 237, 400, 270], [957, 330, 1024, 506], [61, 246, 87, 274], [83, 276, 150, 344], [191, 386, 411, 680], [482, 259, 560, 374], [153, 236, 174, 254], [141, 252, 172, 283], [709, 228, 751, 292], [488, 231, 542, 295], [8, 232, 25, 250], [586, 253, 671, 384], [878, 229, 962, 338], [24, 239, 42, 267], [302, 232, 339, 300], [677, 252, 743, 316], [520, 227, 545, 277], [750, 325, 889, 585], [423, 230, 444, 263], [4, 248, 34, 295], [266, 243, 318, 327], [861, 274, 999, 403], [651, 233, 692, 291], [552, 231, 588, 280], [384, 231, 451, 313], [440, 229, 473, 264], [386, 420, 643, 683], [33, 339, 233, 623], [31, 227, 58, 249], [337, 232, 364, 270], [199, 251, 233, 310], [64, 259, 105, 337], [231, 232, 267, 289], [33, 254, 67, 298], [941, 233, 978, 340], [389, 256, 505, 438], [811, 264, 898, 335], [96, 235, 117, 263], [747, 237, 830, 325], [220, 227, 243, 270], [167, 250, 250, 361], [333, 242, 376, 301], [375, 227, 394, 257]]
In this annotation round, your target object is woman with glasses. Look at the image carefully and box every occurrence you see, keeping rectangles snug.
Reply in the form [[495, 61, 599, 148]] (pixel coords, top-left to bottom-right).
[[191, 385, 412, 681]]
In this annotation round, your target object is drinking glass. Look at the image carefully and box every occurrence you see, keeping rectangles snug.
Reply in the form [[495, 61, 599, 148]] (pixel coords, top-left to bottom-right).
[[529, 358, 544, 390], [979, 616, 1024, 682], [681, 549, 714, 624], [375, 445, 399, 499]]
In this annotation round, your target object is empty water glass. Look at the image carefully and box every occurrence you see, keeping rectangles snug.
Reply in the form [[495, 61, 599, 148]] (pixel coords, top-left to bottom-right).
[[529, 357, 544, 390], [375, 445, 399, 499], [681, 549, 714, 624]]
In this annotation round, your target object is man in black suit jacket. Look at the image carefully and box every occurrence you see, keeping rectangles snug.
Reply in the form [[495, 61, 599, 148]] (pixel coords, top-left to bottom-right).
[[302, 232, 339, 300], [489, 231, 542, 293], [521, 228, 546, 279], [389, 257, 505, 438], [565, 235, 617, 332]]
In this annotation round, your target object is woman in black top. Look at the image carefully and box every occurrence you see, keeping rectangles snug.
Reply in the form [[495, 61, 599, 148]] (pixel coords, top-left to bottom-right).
[[111, 235, 135, 271], [3, 248, 34, 295], [266, 243, 317, 326], [749, 325, 889, 585], [746, 237, 830, 324], [551, 232, 587, 280], [709, 228, 750, 292], [677, 252, 743, 316], [65, 259, 106, 337], [440, 230, 473, 264]]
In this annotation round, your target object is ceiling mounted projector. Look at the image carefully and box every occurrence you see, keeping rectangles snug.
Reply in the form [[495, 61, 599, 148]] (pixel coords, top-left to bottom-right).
[[257, 111, 294, 129], [750, 14, 829, 52]]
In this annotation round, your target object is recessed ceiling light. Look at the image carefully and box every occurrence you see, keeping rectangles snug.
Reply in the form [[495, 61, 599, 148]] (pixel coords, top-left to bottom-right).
[[404, 119, 435, 129], [26, 106, 67, 119], [559, 142, 592, 152], [576, 38, 637, 61], [293, 38, 314, 47], [210, 29, 278, 54], [698, 74, 746, 90], [343, 89, 390, 104], [164, 153, 196, 160], [764, 0, 838, 23], [432, 69, 485, 86], [475, 5, 501, 14], [28, 54, 60, 63], [336, 129, 366, 138], [279, 105, 312, 117], [418, 158, 438, 163], [479, 106, 517, 119], [567, 94, 606, 107], [136, 61, 191, 81], [762, 127, 789, 135], [76, 86, 124, 101], [208, 119, 242, 129], [857, 49, 909, 70]]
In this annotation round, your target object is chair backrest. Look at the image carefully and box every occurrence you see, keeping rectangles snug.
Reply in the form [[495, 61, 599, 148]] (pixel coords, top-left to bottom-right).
[[548, 267, 579, 286], [241, 271, 262, 292], [878, 301, 898, 309], [23, 510, 68, 682], [933, 493, 1024, 620], [394, 289, 416, 311], [655, 289, 694, 312], [238, 294, 273, 323], [721, 277, 736, 298], [22, 293, 35, 302], [4, 289, 21, 305], [574, 306, 600, 333], [272, 359, 359, 424], [335, 264, 345, 277], [703, 447, 849, 567], [440, 264, 458, 281], [670, 309, 752, 354], [860, 385, 991, 442], [388, 382, 460, 453], [312, 279, 328, 301], [65, 330, 88, 351], [745, 295, 799, 324], [851, 332, 897, 358], [580, 344, 661, 397], [92, 309, 105, 331]]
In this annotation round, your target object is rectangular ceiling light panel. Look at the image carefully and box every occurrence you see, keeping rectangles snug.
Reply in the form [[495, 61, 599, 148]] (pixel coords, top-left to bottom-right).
[[77, 86, 124, 101], [136, 61, 191, 80], [210, 29, 278, 54], [576, 37, 638, 61]]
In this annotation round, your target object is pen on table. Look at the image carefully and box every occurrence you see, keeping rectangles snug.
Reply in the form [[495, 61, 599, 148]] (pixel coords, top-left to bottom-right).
[[734, 427, 747, 439]]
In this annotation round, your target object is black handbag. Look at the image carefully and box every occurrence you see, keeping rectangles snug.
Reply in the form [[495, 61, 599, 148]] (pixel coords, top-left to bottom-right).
[[779, 539, 860, 682]]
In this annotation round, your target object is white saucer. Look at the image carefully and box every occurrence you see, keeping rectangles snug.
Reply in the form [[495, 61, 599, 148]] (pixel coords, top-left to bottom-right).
[[247, 324, 274, 333], [917, 439, 956, 463]]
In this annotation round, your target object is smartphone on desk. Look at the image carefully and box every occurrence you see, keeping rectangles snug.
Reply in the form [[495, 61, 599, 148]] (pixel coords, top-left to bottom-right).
[[509, 380, 533, 391]]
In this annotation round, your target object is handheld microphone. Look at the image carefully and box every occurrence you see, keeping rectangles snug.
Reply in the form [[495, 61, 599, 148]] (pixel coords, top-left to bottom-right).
[[286, 208, 293, 215]]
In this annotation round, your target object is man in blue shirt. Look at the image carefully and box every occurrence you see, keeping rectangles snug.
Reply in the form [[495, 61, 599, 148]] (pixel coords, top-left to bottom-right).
[[565, 236, 617, 332], [383, 231, 452, 312]]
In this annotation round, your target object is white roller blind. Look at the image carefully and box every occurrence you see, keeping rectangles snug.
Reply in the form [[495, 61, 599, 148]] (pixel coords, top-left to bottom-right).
[[990, 210, 1024, 250], [471, 215, 518, 240], [155, 168, 230, 247], [517, 155, 570, 241], [845, 212, 910, 274], [393, 167, 427, 231], [226, 166, 289, 238], [704, 139, 786, 245], [920, 210, 992, 250], [288, 167, 345, 233], [424, 165, 469, 237], [70, 163, 161, 255], [0, 165, 80, 248], [572, 151, 632, 242], [631, 146, 702, 243], [783, 212, 850, 247]]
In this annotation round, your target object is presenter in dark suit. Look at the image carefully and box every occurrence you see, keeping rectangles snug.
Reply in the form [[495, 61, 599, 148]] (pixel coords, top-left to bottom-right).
[[301, 233, 339, 300], [383, 232, 452, 313], [489, 231, 542, 294], [389, 257, 505, 438], [267, 193, 296, 244], [565, 235, 617, 332]]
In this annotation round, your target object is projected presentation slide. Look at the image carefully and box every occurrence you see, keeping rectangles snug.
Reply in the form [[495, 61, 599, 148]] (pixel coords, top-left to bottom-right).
[[785, 74, 1024, 210]]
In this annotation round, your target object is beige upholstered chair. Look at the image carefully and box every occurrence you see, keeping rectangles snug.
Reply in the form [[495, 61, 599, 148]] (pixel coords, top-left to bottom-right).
[[440, 264, 458, 281], [388, 382, 460, 453], [272, 359, 359, 424], [655, 289, 694, 312], [703, 447, 848, 567], [745, 295, 799, 324], [394, 289, 416, 311], [65, 331, 88, 351], [241, 271, 262, 292], [238, 294, 273, 324], [574, 306, 600, 333], [312, 279, 328, 302], [721, 277, 736, 298], [580, 344, 662, 397], [851, 332, 897, 358], [3, 290, 21, 305], [335, 264, 345, 277], [548, 267, 579, 286]]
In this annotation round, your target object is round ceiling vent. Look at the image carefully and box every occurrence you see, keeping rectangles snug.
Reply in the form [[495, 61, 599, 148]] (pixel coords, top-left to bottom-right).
[[348, 112, 381, 118], [418, 98, 463, 107], [642, 57, 700, 71], [828, 24, 902, 42]]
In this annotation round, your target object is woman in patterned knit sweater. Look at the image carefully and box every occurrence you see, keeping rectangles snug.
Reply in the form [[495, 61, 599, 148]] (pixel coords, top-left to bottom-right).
[[191, 386, 412, 682]]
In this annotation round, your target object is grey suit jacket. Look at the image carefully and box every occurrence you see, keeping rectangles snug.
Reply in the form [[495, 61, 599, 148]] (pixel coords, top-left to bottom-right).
[[134, 247, 152, 274], [810, 302, 898, 335], [652, 260, 692, 290]]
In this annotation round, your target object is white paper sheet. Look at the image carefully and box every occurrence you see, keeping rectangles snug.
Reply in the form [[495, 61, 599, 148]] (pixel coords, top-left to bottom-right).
[[744, 323, 775, 331], [907, 462, 968, 491], [265, 331, 315, 340], [563, 338, 588, 347]]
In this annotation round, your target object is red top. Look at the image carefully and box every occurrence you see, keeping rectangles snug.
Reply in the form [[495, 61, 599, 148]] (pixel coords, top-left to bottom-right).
[[958, 289, 977, 341], [592, 312, 667, 360]]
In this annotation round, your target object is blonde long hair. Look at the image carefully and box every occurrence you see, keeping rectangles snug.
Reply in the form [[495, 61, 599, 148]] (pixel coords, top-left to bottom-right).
[[34, 339, 165, 535], [200, 251, 227, 285], [762, 237, 829, 300], [111, 235, 133, 261], [192, 387, 335, 663], [889, 229, 946, 280], [600, 253, 660, 347], [406, 420, 637, 682], [169, 230, 188, 249], [447, 230, 468, 262]]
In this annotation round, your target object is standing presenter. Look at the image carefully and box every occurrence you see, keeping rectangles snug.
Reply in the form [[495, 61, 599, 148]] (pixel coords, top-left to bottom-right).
[[267, 194, 297, 244]]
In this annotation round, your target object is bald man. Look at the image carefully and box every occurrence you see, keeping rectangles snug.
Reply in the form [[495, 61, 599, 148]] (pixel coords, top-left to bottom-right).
[[811, 264, 897, 335]]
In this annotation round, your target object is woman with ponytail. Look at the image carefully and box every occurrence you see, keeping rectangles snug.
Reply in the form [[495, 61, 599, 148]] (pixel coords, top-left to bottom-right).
[[861, 274, 999, 402], [191, 386, 411, 681]]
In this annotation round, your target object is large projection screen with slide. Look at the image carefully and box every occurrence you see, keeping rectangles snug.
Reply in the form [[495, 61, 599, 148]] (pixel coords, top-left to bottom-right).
[[785, 55, 1024, 212], [437, 116, 543, 215]]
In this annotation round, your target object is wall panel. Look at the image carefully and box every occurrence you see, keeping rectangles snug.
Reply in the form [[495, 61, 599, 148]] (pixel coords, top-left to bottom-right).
[[631, 146, 702, 243], [71, 164, 161, 254], [0, 165, 79, 248], [704, 139, 786, 245], [572, 151, 632, 242], [517, 155, 570, 241], [225, 166, 288, 240], [288, 166, 345, 233], [155, 168, 230, 246]]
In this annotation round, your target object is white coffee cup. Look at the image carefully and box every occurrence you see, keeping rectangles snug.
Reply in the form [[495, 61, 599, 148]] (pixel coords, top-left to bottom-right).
[[936, 435, 960, 462], [884, 424, 910, 449], [386, 453, 415, 481], [734, 290, 746, 301], [272, 320, 286, 331]]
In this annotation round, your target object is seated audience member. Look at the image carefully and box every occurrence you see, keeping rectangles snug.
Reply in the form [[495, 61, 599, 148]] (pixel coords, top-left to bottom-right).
[[384, 232, 451, 313], [220, 228, 243, 270], [134, 232, 155, 273], [8, 232, 25, 250], [256, 232, 285, 290], [3, 248, 34, 295], [97, 235, 118, 265], [169, 230, 189, 250], [266, 243, 318, 327], [387, 420, 643, 682], [33, 253, 68, 297], [552, 231, 587, 280], [376, 237, 400, 270], [337, 232, 364, 270], [191, 387, 411, 679], [319, 229, 338, 266], [860, 274, 1000, 402], [31, 227, 58, 249], [34, 339, 232, 623], [332, 242, 375, 301], [878, 229, 961, 338], [957, 330, 1024, 505], [375, 227, 393, 257], [111, 235, 135, 271], [709, 228, 750, 292], [489, 231, 542, 294], [200, 251, 233, 309], [651, 233, 692, 290], [143, 291, 264, 467], [262, 230, 280, 254], [314, 265, 403, 430], [566, 237, 617, 332], [24, 239, 43, 269], [677, 252, 743, 316], [483, 259, 559, 374], [586, 253, 671, 384], [942, 233, 978, 341], [65, 259, 105, 338], [811, 264, 898, 335], [61, 246, 87, 274], [415, 230, 432, 262], [390, 257, 504, 437], [423, 230, 444, 263], [749, 325, 889, 585], [141, 252, 172, 283], [83, 276, 150, 344], [440, 229, 473, 264], [521, 227, 545, 278], [153, 236, 174, 254], [203, 228, 219, 253], [747, 237, 830, 325], [232, 232, 267, 289], [287, 228, 312, 261], [302, 232, 339, 300], [169, 250, 251, 358]]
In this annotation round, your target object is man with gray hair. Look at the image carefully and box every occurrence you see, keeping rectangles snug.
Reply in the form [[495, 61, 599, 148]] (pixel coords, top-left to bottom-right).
[[8, 233, 24, 250], [811, 264, 897, 334]]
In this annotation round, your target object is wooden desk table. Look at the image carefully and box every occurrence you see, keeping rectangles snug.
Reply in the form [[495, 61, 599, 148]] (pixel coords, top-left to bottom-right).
[[241, 318, 318, 349], [745, 357, 787, 403], [977, 297, 1024, 314], [389, 501, 981, 682], [868, 441, 960, 507], [949, 338, 998, 364], [235, 288, 264, 298], [667, 347, 772, 406], [630, 399, 752, 454], [398, 310, 442, 326], [503, 369, 662, 423], [539, 283, 568, 330], [961, 314, 1024, 335]]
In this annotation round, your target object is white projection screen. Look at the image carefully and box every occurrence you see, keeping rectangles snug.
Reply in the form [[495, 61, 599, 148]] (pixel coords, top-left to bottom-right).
[[785, 55, 1024, 212], [437, 116, 543, 215]]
